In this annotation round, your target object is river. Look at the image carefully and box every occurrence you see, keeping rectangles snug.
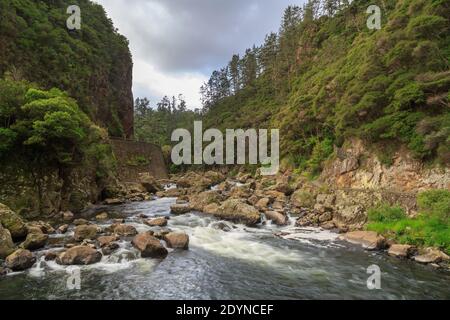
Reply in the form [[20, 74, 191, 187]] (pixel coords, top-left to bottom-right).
[[0, 197, 449, 300]]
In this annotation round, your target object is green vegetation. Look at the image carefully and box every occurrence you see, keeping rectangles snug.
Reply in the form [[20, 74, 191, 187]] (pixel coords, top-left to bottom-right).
[[0, 0, 132, 136], [198, 0, 450, 174], [0, 78, 115, 202], [366, 190, 450, 253], [134, 96, 201, 149], [126, 155, 151, 167]]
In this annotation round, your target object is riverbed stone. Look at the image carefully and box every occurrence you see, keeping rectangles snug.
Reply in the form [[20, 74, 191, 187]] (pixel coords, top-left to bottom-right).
[[0, 224, 15, 259], [20, 228, 48, 250], [132, 232, 168, 258], [102, 243, 120, 255], [139, 173, 162, 193], [164, 232, 189, 249], [388, 244, 416, 258], [97, 235, 119, 247], [189, 190, 223, 212], [0, 203, 28, 239], [62, 211, 74, 222], [264, 211, 288, 226], [214, 199, 261, 226], [73, 218, 89, 226], [5, 249, 36, 271], [144, 217, 168, 227], [57, 246, 102, 265], [104, 198, 125, 205], [255, 198, 271, 211], [57, 224, 69, 234], [170, 204, 191, 215], [339, 231, 386, 250], [413, 248, 450, 264], [95, 212, 109, 221], [74, 225, 99, 241], [112, 224, 138, 237]]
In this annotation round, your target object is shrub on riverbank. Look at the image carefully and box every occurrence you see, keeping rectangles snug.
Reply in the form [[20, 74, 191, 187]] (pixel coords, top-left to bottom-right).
[[366, 190, 450, 254]]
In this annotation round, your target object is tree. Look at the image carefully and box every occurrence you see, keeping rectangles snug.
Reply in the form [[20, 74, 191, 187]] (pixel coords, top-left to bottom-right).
[[229, 54, 241, 94]]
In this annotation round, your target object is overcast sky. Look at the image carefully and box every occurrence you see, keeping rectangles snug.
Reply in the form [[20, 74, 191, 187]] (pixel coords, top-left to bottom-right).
[[95, 0, 305, 109]]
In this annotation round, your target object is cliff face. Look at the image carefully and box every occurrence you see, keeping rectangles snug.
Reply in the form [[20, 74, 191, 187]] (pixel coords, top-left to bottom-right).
[[0, 0, 134, 137]]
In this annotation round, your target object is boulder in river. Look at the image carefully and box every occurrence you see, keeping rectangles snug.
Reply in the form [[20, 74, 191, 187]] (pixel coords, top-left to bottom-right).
[[214, 199, 261, 226], [74, 225, 99, 241], [0, 224, 15, 259], [413, 248, 450, 264], [5, 249, 36, 271], [57, 246, 102, 265], [95, 212, 109, 221], [102, 243, 120, 255], [164, 232, 189, 250], [112, 224, 138, 237], [104, 198, 125, 205], [388, 244, 416, 258], [21, 227, 48, 250], [132, 232, 168, 258], [264, 211, 288, 226], [139, 173, 162, 193], [0, 203, 28, 239], [57, 224, 69, 234], [97, 235, 119, 247], [339, 231, 386, 250], [73, 218, 89, 226], [62, 211, 74, 222], [170, 204, 191, 215], [144, 217, 168, 227], [189, 190, 224, 212]]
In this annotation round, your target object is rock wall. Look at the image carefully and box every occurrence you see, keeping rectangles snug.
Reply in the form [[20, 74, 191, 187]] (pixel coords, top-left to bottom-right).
[[321, 138, 450, 193], [110, 139, 168, 182]]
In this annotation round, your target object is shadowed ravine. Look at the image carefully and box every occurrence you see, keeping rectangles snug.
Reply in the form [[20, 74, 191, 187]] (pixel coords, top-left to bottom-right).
[[0, 197, 449, 300]]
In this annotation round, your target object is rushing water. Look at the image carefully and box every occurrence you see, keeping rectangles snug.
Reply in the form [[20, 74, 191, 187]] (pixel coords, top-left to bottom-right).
[[0, 197, 449, 300]]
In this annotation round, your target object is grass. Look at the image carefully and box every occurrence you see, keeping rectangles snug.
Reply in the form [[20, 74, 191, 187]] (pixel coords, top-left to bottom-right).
[[366, 190, 450, 254]]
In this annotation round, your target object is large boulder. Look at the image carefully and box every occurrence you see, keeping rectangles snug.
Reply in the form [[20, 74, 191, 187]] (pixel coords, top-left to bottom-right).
[[215, 199, 261, 226], [5, 249, 36, 271], [144, 217, 168, 227], [112, 224, 138, 237], [74, 225, 99, 241], [339, 231, 386, 250], [170, 204, 192, 215], [264, 211, 288, 226], [0, 224, 15, 259], [139, 173, 162, 193], [21, 227, 48, 250], [57, 246, 102, 265], [189, 190, 223, 212], [0, 203, 27, 239], [132, 232, 168, 258], [164, 232, 189, 249]]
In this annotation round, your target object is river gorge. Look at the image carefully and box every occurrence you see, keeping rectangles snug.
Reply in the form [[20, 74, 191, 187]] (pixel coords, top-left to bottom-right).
[[1, 196, 449, 300]]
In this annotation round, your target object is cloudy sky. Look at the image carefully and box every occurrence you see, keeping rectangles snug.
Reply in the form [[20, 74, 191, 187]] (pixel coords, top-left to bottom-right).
[[95, 0, 305, 109]]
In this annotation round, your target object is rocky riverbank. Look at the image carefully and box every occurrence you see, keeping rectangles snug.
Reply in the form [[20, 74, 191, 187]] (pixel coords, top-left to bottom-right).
[[1, 169, 449, 276]]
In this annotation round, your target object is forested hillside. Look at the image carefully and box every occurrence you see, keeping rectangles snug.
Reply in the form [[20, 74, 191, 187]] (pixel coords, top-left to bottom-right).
[[0, 0, 134, 137], [200, 0, 449, 175]]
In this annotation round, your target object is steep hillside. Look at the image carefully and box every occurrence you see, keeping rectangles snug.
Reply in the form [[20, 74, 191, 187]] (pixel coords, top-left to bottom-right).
[[201, 0, 449, 176], [0, 0, 134, 137]]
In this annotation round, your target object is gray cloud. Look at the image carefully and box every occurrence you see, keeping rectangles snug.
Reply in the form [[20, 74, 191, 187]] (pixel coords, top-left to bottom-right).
[[95, 0, 306, 106]]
